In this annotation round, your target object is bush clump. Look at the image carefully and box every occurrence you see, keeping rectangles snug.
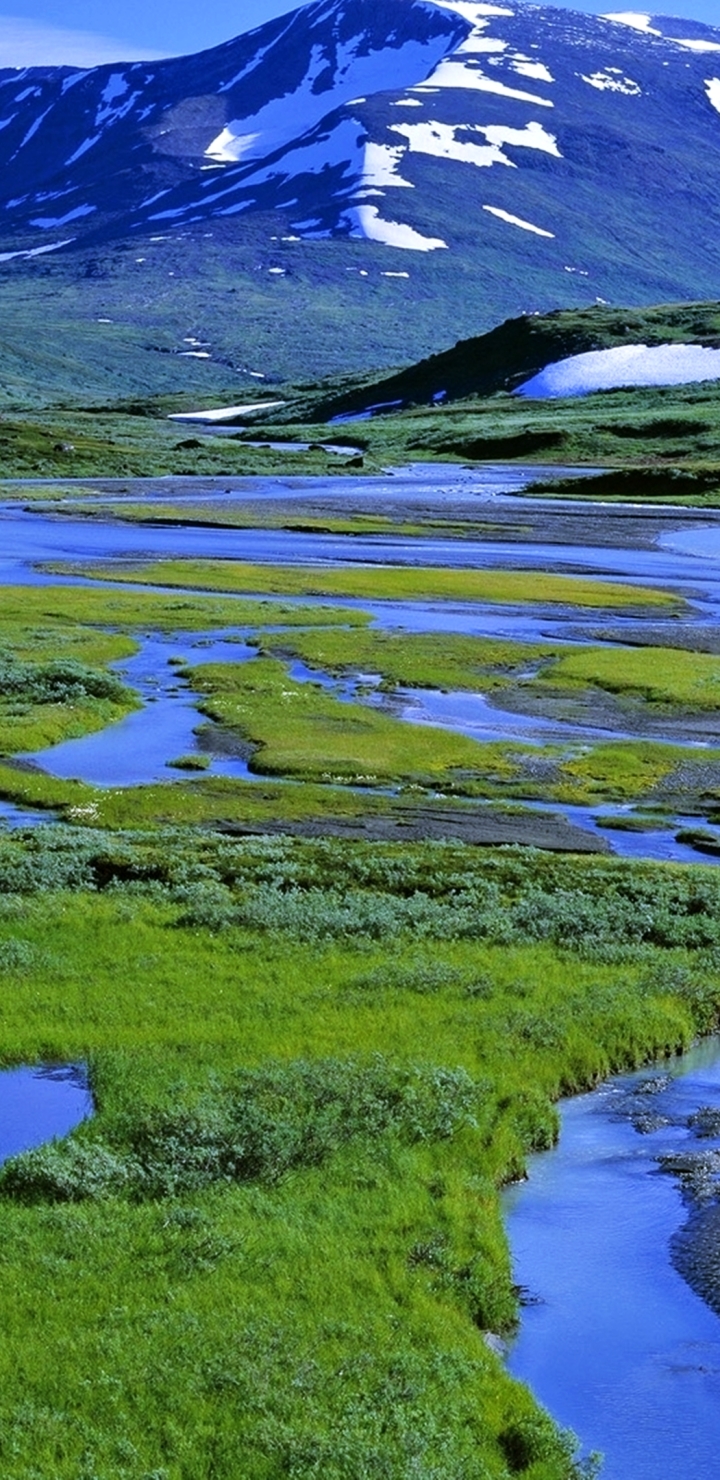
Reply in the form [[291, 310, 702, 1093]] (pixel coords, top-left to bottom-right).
[[0, 653, 127, 705], [0, 1056, 486, 1203]]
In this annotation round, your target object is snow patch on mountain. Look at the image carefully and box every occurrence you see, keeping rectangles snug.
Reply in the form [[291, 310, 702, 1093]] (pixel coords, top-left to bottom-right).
[[0, 238, 74, 262], [484, 120, 559, 154], [413, 64, 553, 104], [707, 78, 720, 114], [602, 13, 661, 36], [482, 204, 555, 236], [581, 69, 641, 95], [29, 204, 95, 228], [511, 58, 554, 83], [16, 106, 52, 150], [390, 118, 559, 169], [205, 34, 458, 166], [411, 2, 554, 105], [344, 203, 447, 250], [671, 39, 720, 54], [391, 119, 510, 167], [432, 3, 514, 20], [96, 74, 129, 127], [358, 141, 413, 191], [517, 343, 720, 398]]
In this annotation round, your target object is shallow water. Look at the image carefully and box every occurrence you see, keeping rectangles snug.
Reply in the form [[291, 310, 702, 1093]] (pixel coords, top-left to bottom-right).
[[4, 467, 720, 856], [0, 1063, 91, 1164], [25, 630, 258, 786], [505, 1040, 720, 1479]]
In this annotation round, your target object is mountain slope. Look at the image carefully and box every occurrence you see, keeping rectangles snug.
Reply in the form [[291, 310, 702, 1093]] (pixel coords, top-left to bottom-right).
[[1, 2, 720, 383]]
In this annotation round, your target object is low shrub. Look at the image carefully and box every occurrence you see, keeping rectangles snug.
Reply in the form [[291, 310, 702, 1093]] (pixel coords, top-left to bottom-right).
[[0, 1057, 487, 1203]]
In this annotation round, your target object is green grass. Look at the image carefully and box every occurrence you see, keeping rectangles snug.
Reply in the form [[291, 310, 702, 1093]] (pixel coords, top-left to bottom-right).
[[260, 626, 720, 714], [0, 832, 717, 1476], [0, 585, 365, 760], [258, 626, 550, 690], [0, 585, 368, 644], [58, 557, 679, 610], [190, 656, 501, 784], [548, 644, 720, 709]]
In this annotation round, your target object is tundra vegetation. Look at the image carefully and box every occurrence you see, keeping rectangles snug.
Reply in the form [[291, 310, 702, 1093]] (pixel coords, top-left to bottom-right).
[[4, 299, 720, 1476], [1, 827, 719, 1478], [0, 566, 719, 1479]]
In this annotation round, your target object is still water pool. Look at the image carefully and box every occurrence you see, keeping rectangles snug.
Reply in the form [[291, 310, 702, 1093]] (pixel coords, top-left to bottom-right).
[[0, 1064, 91, 1164]]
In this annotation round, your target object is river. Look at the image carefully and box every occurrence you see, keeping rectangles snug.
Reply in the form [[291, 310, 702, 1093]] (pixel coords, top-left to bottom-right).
[[4, 465, 720, 860], [505, 1040, 720, 1479]]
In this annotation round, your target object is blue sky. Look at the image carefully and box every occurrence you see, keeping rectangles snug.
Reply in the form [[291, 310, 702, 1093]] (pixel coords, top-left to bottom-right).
[[0, 1, 716, 66]]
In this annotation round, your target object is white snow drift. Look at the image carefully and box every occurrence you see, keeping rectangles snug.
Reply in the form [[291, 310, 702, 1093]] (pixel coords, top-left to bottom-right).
[[517, 343, 720, 398]]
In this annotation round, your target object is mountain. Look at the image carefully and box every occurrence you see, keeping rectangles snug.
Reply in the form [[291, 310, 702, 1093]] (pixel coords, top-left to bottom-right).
[[2, 1, 720, 385]]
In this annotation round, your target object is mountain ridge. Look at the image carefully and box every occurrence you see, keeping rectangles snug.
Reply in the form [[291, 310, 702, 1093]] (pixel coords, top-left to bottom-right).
[[1, 2, 720, 386]]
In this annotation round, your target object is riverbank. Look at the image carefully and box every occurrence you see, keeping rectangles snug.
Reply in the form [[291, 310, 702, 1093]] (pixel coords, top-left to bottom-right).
[[1, 464, 720, 1476], [1, 831, 720, 1477]]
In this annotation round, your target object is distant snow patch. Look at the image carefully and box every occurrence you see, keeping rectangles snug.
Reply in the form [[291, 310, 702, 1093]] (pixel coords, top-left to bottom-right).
[[456, 37, 508, 55], [66, 134, 102, 165], [671, 38, 720, 53], [517, 343, 720, 399], [363, 141, 413, 189], [707, 78, 720, 114], [0, 238, 73, 262], [95, 73, 131, 128], [393, 98, 423, 106], [391, 119, 512, 168], [29, 204, 95, 228], [482, 204, 555, 237], [168, 403, 285, 423], [382, 270, 410, 277], [345, 204, 447, 251], [17, 105, 53, 150], [432, 3, 514, 18], [206, 34, 459, 167], [601, 13, 661, 35], [511, 58, 554, 83], [483, 121, 560, 155], [414, 63, 553, 105], [391, 118, 559, 168], [581, 69, 641, 95]]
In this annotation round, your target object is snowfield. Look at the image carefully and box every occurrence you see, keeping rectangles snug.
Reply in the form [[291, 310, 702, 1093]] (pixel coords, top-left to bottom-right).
[[516, 343, 720, 398]]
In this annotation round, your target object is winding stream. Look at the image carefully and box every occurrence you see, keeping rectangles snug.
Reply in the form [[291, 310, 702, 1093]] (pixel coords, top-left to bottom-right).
[[3, 467, 720, 861], [505, 1040, 720, 1479]]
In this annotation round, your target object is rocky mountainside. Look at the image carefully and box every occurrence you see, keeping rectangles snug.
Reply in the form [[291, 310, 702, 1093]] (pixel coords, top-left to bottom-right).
[[2, 2, 720, 380]]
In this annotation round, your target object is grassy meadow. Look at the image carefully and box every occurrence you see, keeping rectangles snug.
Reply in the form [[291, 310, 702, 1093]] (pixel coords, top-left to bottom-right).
[[0, 829, 719, 1478], [4, 292, 720, 1476]]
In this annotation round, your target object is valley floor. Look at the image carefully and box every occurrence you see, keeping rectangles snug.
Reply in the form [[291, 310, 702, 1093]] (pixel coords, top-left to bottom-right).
[[1, 463, 720, 1478]]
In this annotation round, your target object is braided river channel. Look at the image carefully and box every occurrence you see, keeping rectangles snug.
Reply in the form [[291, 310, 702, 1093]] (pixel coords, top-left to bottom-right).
[[4, 464, 720, 1475]]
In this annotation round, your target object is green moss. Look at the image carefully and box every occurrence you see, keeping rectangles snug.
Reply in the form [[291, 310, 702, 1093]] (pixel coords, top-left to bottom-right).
[[548, 644, 720, 709], [0, 828, 715, 1475], [190, 655, 500, 784], [60, 556, 680, 610]]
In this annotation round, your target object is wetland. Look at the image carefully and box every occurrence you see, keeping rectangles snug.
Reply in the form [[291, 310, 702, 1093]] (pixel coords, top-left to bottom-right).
[[3, 458, 720, 1478]]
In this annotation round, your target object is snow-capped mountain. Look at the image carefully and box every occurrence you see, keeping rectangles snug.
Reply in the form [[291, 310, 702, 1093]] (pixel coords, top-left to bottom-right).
[[2, 1, 720, 315]]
